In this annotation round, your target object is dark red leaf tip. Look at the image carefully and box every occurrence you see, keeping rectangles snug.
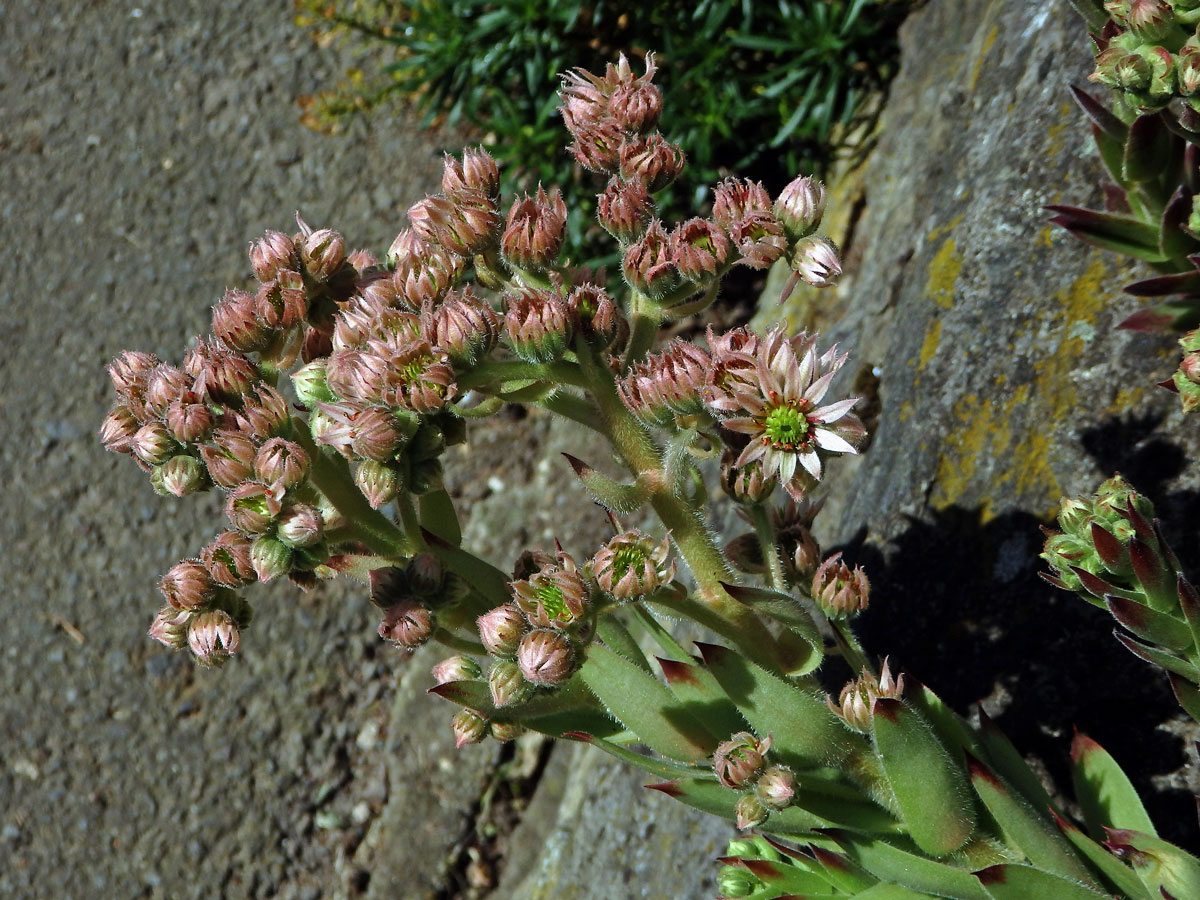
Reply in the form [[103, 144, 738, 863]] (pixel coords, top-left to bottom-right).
[[657, 657, 702, 686], [645, 780, 684, 797]]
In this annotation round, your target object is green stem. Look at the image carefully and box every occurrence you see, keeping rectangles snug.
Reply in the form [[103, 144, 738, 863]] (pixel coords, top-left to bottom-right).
[[623, 289, 662, 369], [396, 490, 426, 551], [290, 419, 415, 557], [750, 504, 788, 593], [433, 627, 486, 655], [458, 358, 585, 391], [540, 390, 606, 433]]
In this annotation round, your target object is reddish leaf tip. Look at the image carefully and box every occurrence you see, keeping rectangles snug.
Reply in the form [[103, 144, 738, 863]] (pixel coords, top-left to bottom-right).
[[871, 697, 902, 722], [976, 865, 1007, 886], [657, 656, 702, 686], [561, 452, 591, 476], [645, 780, 684, 797]]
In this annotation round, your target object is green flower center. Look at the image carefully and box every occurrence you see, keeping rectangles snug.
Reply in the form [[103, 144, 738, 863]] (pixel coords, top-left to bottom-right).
[[763, 404, 810, 449], [536, 582, 571, 622], [612, 545, 648, 582]]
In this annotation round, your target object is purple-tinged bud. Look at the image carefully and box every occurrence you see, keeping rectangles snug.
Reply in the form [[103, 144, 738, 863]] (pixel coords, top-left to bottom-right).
[[504, 288, 573, 363], [153, 454, 208, 497], [730, 213, 787, 270], [163, 399, 214, 444], [254, 269, 308, 330], [1124, 0, 1178, 42], [213, 288, 273, 353], [292, 360, 334, 408], [452, 709, 489, 747], [1180, 352, 1200, 385], [488, 659, 534, 707], [501, 186, 568, 271], [235, 385, 290, 439], [99, 403, 139, 453], [187, 609, 240, 666], [720, 451, 778, 505], [566, 118, 625, 173], [301, 228, 347, 281], [387, 227, 424, 265], [254, 437, 309, 490], [326, 348, 384, 403], [347, 248, 378, 275], [786, 528, 821, 582], [774, 176, 827, 242], [619, 134, 685, 193], [249, 230, 297, 282], [517, 629, 575, 686], [133, 421, 178, 466], [478, 604, 527, 658], [393, 244, 465, 308], [591, 530, 676, 601], [559, 65, 611, 134], [510, 552, 589, 627], [597, 177, 653, 243], [194, 347, 259, 406], [622, 220, 677, 299], [713, 732, 771, 789], [276, 503, 324, 548], [811, 553, 869, 619], [200, 428, 257, 489], [735, 794, 769, 831], [432, 655, 483, 685], [712, 179, 773, 230], [347, 406, 404, 462], [379, 601, 434, 649], [669, 218, 731, 285], [489, 721, 524, 743], [610, 79, 662, 134], [148, 605, 191, 649], [1180, 49, 1200, 96], [442, 147, 501, 203], [791, 235, 842, 288], [407, 553, 445, 597], [201, 530, 257, 587], [108, 350, 159, 415], [375, 340, 458, 414], [424, 287, 500, 366], [250, 534, 293, 582], [408, 194, 499, 258], [160, 559, 215, 611], [755, 766, 796, 810], [354, 460, 403, 508], [567, 283, 621, 346], [225, 481, 283, 534], [829, 659, 905, 733], [144, 364, 191, 417]]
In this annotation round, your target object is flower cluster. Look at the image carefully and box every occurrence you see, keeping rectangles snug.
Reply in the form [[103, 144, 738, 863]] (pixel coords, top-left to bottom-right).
[[1088, 1, 1200, 117], [711, 732, 798, 830]]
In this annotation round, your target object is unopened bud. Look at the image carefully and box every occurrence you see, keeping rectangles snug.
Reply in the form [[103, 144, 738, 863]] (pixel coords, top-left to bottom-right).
[[354, 460, 403, 509], [291, 360, 335, 407], [201, 531, 257, 587], [200, 428, 256, 488], [424, 288, 499, 367], [829, 659, 905, 732], [477, 604, 527, 658], [254, 270, 308, 330], [755, 766, 796, 810], [431, 655, 483, 685], [790, 235, 842, 288], [669, 218, 731, 285], [213, 288, 273, 353], [488, 659, 534, 707], [254, 437, 309, 490], [452, 709, 488, 747], [99, 403, 139, 453], [489, 721, 525, 743], [250, 534, 293, 582], [144, 364, 191, 417], [133, 421, 177, 466], [622, 220, 677, 299], [713, 732, 771, 789], [517, 629, 574, 685], [225, 482, 282, 534], [148, 605, 191, 649], [811, 553, 869, 618], [591, 530, 675, 601], [501, 186, 568, 272], [276, 503, 324, 548], [718, 866, 760, 899], [619, 133, 686, 193], [249, 230, 297, 282], [163, 399, 214, 444], [735, 793, 769, 830], [610, 79, 662, 133], [153, 454, 208, 498], [442, 147, 500, 203], [187, 609, 241, 666], [160, 559, 215, 611], [301, 228, 347, 281], [774, 176, 826, 242], [597, 177, 653, 243], [378, 601, 434, 649], [504, 289, 572, 363]]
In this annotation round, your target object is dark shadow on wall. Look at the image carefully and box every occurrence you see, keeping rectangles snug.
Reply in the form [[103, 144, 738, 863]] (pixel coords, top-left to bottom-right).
[[832, 497, 1197, 850]]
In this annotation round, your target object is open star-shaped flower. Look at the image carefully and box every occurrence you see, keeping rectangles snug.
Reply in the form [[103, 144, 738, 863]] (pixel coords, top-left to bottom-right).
[[704, 327, 865, 499]]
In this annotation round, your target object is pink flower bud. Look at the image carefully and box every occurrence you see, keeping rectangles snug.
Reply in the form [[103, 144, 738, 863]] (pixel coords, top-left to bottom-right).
[[755, 766, 796, 810], [610, 80, 662, 134], [774, 176, 826, 242], [133, 421, 177, 466], [249, 230, 297, 282], [442, 147, 500, 202], [108, 350, 159, 415], [720, 452, 777, 505], [250, 534, 293, 582], [517, 629, 574, 686], [348, 248, 378, 275], [501, 186, 568, 272], [712, 179, 773, 230], [143, 364, 191, 417], [408, 194, 499, 258], [235, 385, 290, 439], [431, 655, 483, 685], [354, 460, 403, 509], [276, 503, 324, 548], [194, 347, 259, 406], [187, 609, 241, 666], [622, 220, 677, 299], [735, 793, 768, 831], [488, 660, 533, 707], [452, 709, 488, 747], [510, 552, 589, 627], [730, 213, 787, 270], [791, 235, 842, 288], [713, 732, 771, 789], [163, 400, 213, 445], [254, 270, 308, 330], [424, 288, 500, 366], [99, 403, 139, 453], [378, 601, 434, 649], [828, 659, 905, 733], [477, 604, 527, 658], [347, 407, 404, 463], [669, 218, 731, 285], [154, 455, 208, 497], [566, 119, 624, 174], [160, 560, 214, 611], [254, 437, 309, 490], [213, 288, 273, 353], [619, 133, 685, 193], [225, 482, 283, 534], [504, 288, 573, 363], [201, 531, 257, 587], [591, 530, 675, 601], [489, 721, 524, 743], [200, 428, 257, 488], [567, 283, 621, 346], [148, 605, 191, 649], [1180, 352, 1200, 386], [301, 228, 347, 281], [811, 553, 869, 619], [597, 177, 653, 243]]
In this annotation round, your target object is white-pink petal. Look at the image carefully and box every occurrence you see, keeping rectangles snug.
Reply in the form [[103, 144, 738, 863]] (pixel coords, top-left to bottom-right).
[[798, 449, 822, 479], [814, 427, 859, 455], [811, 397, 859, 423]]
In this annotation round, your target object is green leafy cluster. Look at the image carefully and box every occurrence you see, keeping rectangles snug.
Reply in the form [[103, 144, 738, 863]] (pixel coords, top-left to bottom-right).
[[295, 0, 910, 258]]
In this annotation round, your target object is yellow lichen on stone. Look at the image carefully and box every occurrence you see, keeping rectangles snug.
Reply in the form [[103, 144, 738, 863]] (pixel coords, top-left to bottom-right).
[[969, 24, 1000, 94], [919, 318, 942, 371], [927, 233, 964, 310]]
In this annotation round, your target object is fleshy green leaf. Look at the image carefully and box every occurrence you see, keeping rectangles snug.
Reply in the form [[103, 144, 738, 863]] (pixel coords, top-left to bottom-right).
[[561, 452, 650, 513], [975, 864, 1112, 900], [1103, 828, 1200, 900], [870, 698, 976, 857], [1046, 205, 1170, 262], [975, 709, 1056, 814], [819, 830, 993, 900], [1105, 595, 1194, 653], [579, 642, 716, 761], [721, 582, 824, 674], [1114, 631, 1200, 681], [968, 755, 1099, 887], [656, 656, 750, 741], [419, 527, 511, 607], [561, 732, 709, 781], [418, 489, 462, 546], [1124, 113, 1176, 185], [1168, 672, 1200, 722], [1070, 732, 1158, 838], [1050, 808, 1154, 900]]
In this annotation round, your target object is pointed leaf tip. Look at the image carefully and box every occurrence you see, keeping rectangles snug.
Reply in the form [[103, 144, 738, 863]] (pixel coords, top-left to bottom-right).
[[658, 656, 702, 687], [419, 526, 454, 550], [976, 865, 1007, 886], [561, 452, 591, 476], [741, 859, 784, 879], [645, 780, 684, 797], [966, 752, 1002, 788]]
